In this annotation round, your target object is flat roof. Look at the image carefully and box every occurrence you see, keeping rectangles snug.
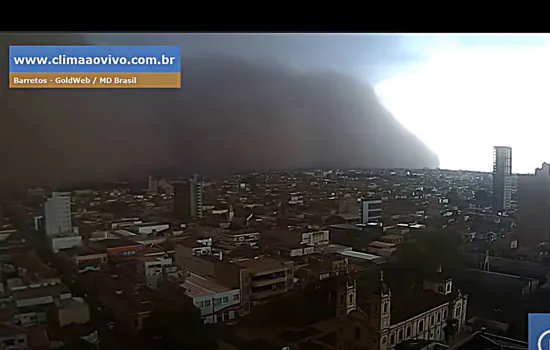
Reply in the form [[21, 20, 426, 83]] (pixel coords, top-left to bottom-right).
[[380, 234, 402, 240], [60, 246, 104, 257], [13, 283, 70, 300], [338, 250, 381, 261], [180, 273, 233, 298], [95, 238, 140, 249], [232, 256, 290, 272], [134, 222, 167, 227], [218, 230, 260, 236], [370, 241, 396, 248]]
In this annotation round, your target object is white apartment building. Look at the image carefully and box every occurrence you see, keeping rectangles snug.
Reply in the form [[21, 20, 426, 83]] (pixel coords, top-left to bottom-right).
[[136, 256, 182, 289], [217, 230, 260, 248], [45, 192, 72, 236], [361, 198, 383, 223], [301, 230, 330, 246], [48, 234, 82, 253], [181, 273, 240, 324]]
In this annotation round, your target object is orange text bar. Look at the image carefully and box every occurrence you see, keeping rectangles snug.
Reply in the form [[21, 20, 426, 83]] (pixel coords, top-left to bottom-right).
[[9, 72, 181, 89]]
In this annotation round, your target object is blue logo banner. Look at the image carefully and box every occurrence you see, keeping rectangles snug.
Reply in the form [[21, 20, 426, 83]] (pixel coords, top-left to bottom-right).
[[9, 46, 181, 73], [529, 314, 550, 350]]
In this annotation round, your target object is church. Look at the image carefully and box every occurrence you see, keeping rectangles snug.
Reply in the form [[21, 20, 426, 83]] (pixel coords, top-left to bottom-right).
[[337, 266, 468, 350]]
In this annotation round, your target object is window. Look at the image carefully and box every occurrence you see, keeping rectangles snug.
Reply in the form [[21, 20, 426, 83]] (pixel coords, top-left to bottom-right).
[[383, 302, 388, 313], [431, 314, 435, 325], [233, 294, 240, 301], [349, 293, 354, 304], [397, 329, 403, 342], [355, 326, 361, 340], [223, 296, 229, 303], [214, 298, 222, 305], [437, 286, 444, 293], [390, 333, 395, 345], [3, 340, 15, 346], [418, 320, 424, 332], [196, 301, 204, 308], [455, 306, 461, 317], [437, 312, 441, 323], [382, 337, 387, 344], [229, 311, 235, 320], [406, 326, 411, 338], [442, 309, 447, 320]]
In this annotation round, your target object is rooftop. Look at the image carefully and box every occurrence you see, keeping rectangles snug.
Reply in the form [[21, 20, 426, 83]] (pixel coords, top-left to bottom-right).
[[60, 246, 103, 257], [232, 256, 290, 272], [449, 331, 526, 350], [13, 283, 70, 301], [180, 272, 233, 298], [338, 250, 382, 262], [94, 238, 140, 249]]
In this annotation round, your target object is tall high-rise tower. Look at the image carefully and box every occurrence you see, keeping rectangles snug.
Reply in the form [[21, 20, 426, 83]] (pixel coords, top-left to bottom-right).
[[173, 174, 203, 222], [517, 163, 550, 246], [45, 192, 72, 236], [492, 146, 512, 212], [147, 175, 158, 195]]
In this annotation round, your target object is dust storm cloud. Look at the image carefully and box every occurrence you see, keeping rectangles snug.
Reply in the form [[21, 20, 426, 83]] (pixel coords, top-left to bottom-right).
[[0, 34, 438, 189]]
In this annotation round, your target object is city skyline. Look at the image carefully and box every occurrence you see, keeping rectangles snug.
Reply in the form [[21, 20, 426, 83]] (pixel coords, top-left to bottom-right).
[[2, 33, 550, 190]]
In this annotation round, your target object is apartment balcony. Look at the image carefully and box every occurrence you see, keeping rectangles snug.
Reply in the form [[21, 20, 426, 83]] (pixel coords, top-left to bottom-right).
[[251, 288, 287, 300], [250, 276, 286, 287]]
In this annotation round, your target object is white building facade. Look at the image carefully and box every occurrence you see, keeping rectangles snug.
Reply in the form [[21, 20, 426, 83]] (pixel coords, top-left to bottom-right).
[[361, 199, 383, 224], [301, 230, 330, 246], [45, 192, 72, 236]]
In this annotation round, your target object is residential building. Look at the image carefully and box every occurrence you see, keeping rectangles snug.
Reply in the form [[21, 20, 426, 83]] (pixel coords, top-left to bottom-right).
[[54, 297, 90, 327], [0, 326, 28, 350], [130, 222, 170, 235], [174, 174, 203, 222], [301, 230, 330, 246], [215, 257, 294, 315], [367, 241, 397, 258], [135, 256, 182, 290], [12, 283, 72, 308], [517, 163, 550, 246], [79, 272, 155, 334], [181, 272, 240, 323], [175, 246, 220, 277], [57, 246, 108, 274], [361, 199, 383, 224], [216, 230, 260, 248], [48, 234, 82, 253], [45, 192, 72, 236], [175, 239, 212, 258], [492, 146, 512, 212], [147, 175, 158, 195]]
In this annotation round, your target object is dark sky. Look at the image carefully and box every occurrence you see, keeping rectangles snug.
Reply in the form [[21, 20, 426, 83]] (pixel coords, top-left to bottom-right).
[[3, 33, 529, 189]]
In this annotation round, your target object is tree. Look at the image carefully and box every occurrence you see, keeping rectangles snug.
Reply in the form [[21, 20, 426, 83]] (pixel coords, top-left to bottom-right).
[[443, 318, 459, 343], [142, 299, 218, 350]]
